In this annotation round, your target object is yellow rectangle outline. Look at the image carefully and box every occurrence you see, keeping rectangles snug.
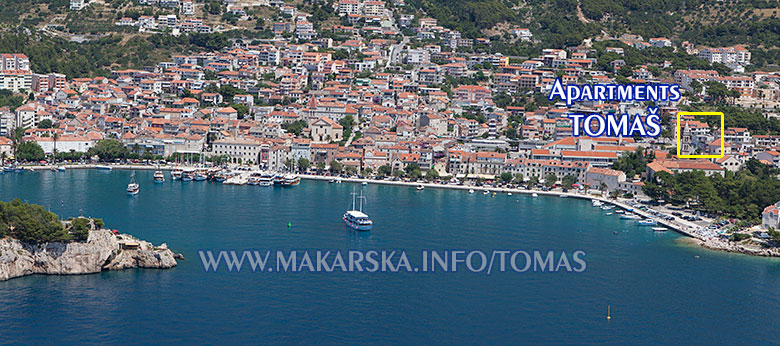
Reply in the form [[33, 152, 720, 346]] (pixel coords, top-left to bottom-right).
[[675, 111, 725, 159]]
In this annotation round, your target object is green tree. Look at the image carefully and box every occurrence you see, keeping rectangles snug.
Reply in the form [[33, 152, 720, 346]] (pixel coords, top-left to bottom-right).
[[425, 169, 440, 181], [16, 141, 45, 162], [378, 165, 392, 177], [561, 174, 577, 188], [297, 157, 311, 173], [329, 160, 342, 174], [544, 173, 557, 188], [88, 139, 129, 161], [500, 172, 513, 183], [37, 119, 54, 129]]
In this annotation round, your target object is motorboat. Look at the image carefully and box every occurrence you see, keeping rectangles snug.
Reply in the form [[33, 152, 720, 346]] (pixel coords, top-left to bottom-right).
[[126, 173, 140, 195]]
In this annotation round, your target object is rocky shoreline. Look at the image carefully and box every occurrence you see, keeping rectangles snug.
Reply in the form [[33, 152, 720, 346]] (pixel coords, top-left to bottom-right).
[[0, 229, 178, 281], [698, 238, 780, 258]]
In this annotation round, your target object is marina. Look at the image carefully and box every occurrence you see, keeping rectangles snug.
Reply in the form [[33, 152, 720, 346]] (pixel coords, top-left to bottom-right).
[[1, 169, 779, 344]]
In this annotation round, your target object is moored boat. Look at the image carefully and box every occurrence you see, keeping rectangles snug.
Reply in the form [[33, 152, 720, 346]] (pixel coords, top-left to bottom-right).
[[282, 174, 300, 186], [127, 173, 140, 195], [652, 227, 668, 232], [620, 214, 640, 220], [258, 173, 274, 186], [181, 170, 194, 182], [96, 165, 112, 171], [171, 169, 183, 180], [153, 170, 165, 183], [416, 184, 424, 190], [637, 218, 658, 226]]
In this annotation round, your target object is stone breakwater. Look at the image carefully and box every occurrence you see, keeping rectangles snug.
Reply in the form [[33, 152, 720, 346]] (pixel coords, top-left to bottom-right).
[[0, 229, 178, 281], [698, 238, 780, 258]]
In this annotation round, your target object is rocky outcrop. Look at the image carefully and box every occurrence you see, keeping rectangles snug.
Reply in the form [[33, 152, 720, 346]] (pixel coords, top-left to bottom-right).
[[699, 239, 780, 257], [0, 230, 177, 281]]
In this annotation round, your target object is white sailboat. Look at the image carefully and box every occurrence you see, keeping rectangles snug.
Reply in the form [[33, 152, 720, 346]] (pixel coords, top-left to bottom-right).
[[127, 172, 140, 195], [343, 189, 372, 231]]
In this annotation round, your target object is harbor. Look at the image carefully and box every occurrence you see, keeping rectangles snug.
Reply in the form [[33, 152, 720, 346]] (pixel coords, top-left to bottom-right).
[[1, 169, 780, 344]]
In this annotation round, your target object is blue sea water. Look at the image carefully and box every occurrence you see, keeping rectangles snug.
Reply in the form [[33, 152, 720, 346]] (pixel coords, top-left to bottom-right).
[[1, 169, 780, 345]]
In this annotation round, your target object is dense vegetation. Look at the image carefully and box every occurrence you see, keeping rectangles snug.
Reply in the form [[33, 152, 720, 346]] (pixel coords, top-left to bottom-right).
[[643, 159, 780, 222], [0, 199, 101, 243]]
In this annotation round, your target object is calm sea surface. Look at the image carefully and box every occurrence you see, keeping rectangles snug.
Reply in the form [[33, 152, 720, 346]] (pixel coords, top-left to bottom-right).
[[1, 169, 779, 344]]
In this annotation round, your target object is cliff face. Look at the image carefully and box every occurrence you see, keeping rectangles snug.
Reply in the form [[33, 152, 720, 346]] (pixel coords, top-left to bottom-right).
[[0, 230, 177, 281]]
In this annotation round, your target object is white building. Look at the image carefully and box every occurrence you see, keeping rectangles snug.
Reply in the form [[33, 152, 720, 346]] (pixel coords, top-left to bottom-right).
[[698, 46, 751, 66]]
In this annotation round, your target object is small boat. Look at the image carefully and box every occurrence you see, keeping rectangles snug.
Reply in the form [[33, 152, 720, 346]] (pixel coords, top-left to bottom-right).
[[483, 190, 489, 195], [559, 194, 567, 198], [606, 212, 613, 216], [344, 189, 372, 231], [171, 169, 183, 180], [362, 181, 368, 186], [620, 214, 640, 220], [468, 189, 475, 194], [532, 193, 538, 197], [329, 178, 336, 183], [214, 172, 227, 182], [3, 166, 14, 173], [247, 175, 260, 185], [57, 166, 66, 172], [601, 205, 613, 210], [614, 210, 625, 214], [127, 173, 140, 195], [50, 167, 58, 172], [592, 200, 603, 207], [637, 218, 657, 226], [181, 171, 194, 182], [153, 170, 165, 183], [613, 231, 619, 235], [96, 165, 112, 171], [652, 227, 668, 232], [273, 174, 285, 185], [416, 185, 424, 190], [335, 178, 343, 184], [193, 171, 207, 181], [507, 192, 512, 196], [282, 174, 301, 186]]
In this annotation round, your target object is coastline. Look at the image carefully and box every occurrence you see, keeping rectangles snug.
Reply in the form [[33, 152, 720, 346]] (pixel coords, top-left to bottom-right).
[[0, 229, 179, 282], [9, 164, 776, 258]]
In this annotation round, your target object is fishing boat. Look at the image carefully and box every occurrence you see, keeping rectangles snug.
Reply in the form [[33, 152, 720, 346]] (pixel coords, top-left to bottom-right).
[[620, 214, 640, 220], [637, 218, 658, 226], [343, 189, 372, 231], [126, 173, 140, 195], [214, 172, 228, 182], [171, 168, 183, 180], [652, 227, 668, 232], [153, 170, 165, 183], [416, 184, 424, 190], [193, 170, 207, 181], [282, 174, 300, 186], [273, 174, 285, 185], [96, 165, 112, 171]]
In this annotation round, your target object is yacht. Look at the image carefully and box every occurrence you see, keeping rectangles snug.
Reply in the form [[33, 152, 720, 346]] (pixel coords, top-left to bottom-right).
[[282, 174, 301, 186], [153, 170, 165, 183], [258, 173, 274, 186], [343, 190, 372, 231], [127, 173, 140, 195], [171, 169, 183, 180]]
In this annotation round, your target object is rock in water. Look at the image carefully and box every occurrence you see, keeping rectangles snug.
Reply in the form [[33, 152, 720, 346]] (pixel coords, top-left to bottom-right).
[[0, 230, 177, 281]]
